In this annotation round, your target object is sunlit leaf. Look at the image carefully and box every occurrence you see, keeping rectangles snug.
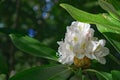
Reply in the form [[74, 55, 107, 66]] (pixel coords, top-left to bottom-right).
[[10, 65, 70, 80], [10, 34, 58, 61], [60, 3, 120, 53], [60, 3, 119, 30]]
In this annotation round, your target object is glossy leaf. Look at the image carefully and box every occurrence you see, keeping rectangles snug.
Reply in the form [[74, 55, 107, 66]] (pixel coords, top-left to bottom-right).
[[111, 70, 120, 80], [10, 65, 70, 80], [10, 34, 58, 61], [60, 3, 105, 24], [60, 3, 120, 32], [60, 3, 120, 53], [96, 72, 112, 80]]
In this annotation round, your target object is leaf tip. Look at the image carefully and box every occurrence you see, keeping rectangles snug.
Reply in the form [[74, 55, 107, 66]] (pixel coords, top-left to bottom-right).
[[59, 3, 68, 9], [9, 34, 13, 38]]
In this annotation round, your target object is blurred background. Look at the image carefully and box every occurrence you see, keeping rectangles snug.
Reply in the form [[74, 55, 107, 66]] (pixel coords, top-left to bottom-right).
[[0, 0, 105, 80]]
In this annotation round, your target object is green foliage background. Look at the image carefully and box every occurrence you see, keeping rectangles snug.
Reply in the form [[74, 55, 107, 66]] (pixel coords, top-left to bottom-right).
[[0, 0, 120, 80]]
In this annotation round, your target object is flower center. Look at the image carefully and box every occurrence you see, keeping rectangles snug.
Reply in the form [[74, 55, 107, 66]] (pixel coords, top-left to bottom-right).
[[81, 43, 86, 49], [73, 37, 78, 42], [74, 56, 91, 68]]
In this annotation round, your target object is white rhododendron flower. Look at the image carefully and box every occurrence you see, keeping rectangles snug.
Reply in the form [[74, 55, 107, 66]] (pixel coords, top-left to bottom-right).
[[57, 21, 109, 66]]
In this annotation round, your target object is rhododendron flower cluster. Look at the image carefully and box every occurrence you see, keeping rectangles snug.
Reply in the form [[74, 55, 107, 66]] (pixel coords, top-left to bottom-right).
[[57, 21, 109, 67]]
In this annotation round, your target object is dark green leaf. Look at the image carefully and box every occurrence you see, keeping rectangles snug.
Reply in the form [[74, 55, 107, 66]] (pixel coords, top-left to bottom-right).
[[70, 68, 82, 80], [82, 75, 90, 80], [50, 68, 72, 80], [111, 70, 120, 80], [9, 34, 58, 61], [10, 65, 70, 80]]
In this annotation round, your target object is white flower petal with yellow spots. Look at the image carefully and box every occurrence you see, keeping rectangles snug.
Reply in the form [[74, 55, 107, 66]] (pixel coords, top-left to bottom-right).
[[57, 21, 109, 65], [57, 41, 74, 65], [91, 40, 109, 64]]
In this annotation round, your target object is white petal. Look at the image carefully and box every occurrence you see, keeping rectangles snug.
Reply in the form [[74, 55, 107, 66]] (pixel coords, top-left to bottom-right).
[[99, 39, 106, 47], [99, 47, 109, 57], [97, 57, 106, 64], [86, 53, 93, 59], [77, 53, 85, 59]]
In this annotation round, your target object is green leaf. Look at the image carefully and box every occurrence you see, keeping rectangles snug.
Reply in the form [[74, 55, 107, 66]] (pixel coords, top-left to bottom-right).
[[96, 72, 112, 80], [99, 0, 120, 21], [82, 75, 90, 80], [83, 69, 110, 80], [70, 68, 82, 80], [107, 0, 120, 13], [60, 3, 120, 53], [10, 65, 70, 80], [60, 3, 120, 29], [97, 23, 120, 53], [70, 75, 81, 80], [0, 52, 8, 74], [9, 34, 58, 61], [60, 4, 120, 30], [50, 68, 72, 80], [96, 13, 120, 54], [111, 70, 120, 80]]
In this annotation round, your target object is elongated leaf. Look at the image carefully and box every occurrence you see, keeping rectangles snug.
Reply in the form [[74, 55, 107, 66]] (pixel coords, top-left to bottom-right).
[[107, 0, 120, 13], [111, 70, 120, 80], [60, 3, 120, 53], [96, 13, 120, 54], [60, 3, 120, 32], [50, 69, 72, 80], [10, 34, 58, 61], [96, 72, 112, 80], [99, 0, 120, 20], [70, 68, 82, 80], [83, 69, 111, 80], [10, 65, 70, 80]]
